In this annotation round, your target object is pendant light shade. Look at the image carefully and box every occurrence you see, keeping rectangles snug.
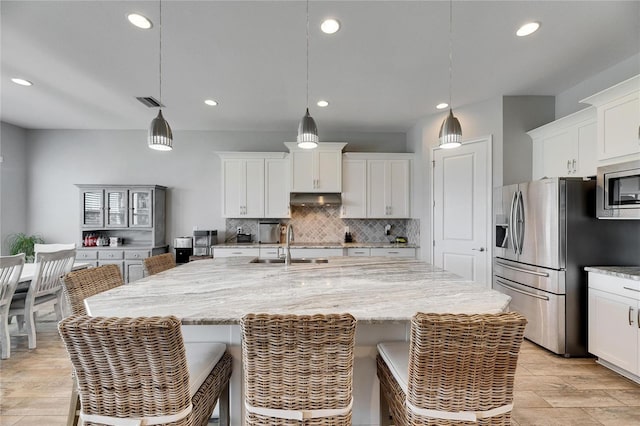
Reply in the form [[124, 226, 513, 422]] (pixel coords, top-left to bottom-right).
[[438, 109, 462, 149], [148, 110, 173, 151], [148, 0, 172, 151], [297, 108, 319, 149], [297, 0, 318, 150], [439, 0, 462, 149]]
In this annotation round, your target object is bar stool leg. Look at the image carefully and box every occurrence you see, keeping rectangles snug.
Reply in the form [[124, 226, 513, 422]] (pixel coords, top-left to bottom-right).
[[379, 381, 391, 426], [219, 383, 230, 426]]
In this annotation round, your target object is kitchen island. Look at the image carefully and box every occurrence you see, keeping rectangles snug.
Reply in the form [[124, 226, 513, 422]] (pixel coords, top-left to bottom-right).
[[85, 256, 511, 425]]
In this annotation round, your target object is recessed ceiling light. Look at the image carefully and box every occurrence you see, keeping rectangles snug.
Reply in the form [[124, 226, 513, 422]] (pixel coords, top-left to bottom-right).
[[436, 103, 449, 110], [516, 21, 540, 37], [321, 18, 340, 34], [204, 99, 219, 106], [127, 13, 153, 29], [11, 78, 33, 86], [317, 100, 329, 107]]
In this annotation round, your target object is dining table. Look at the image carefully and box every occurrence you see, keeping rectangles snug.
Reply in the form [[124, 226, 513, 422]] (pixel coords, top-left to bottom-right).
[[84, 256, 511, 426]]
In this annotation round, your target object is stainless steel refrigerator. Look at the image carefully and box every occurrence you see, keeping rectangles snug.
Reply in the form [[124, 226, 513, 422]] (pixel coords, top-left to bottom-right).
[[493, 177, 639, 356]]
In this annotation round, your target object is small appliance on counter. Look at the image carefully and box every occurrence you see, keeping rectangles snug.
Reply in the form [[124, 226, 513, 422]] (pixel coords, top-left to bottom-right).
[[174, 237, 193, 264], [236, 233, 253, 244], [258, 222, 280, 244], [193, 230, 217, 256]]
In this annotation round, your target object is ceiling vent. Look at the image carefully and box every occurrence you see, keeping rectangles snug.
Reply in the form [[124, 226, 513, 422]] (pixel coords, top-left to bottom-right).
[[136, 96, 164, 108]]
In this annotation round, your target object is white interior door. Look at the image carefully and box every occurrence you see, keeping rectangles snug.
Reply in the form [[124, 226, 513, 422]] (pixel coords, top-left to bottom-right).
[[432, 137, 491, 286]]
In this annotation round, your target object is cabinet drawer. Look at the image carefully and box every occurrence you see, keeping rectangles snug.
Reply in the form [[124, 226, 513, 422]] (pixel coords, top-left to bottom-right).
[[259, 247, 282, 259], [588, 272, 640, 301], [370, 248, 415, 258], [213, 248, 259, 258], [125, 250, 150, 260], [98, 250, 124, 260], [347, 248, 370, 256], [76, 250, 98, 260], [289, 248, 344, 258]]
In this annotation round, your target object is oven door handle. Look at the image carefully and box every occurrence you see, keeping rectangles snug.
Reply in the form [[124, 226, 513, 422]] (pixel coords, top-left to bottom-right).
[[495, 278, 550, 301], [495, 261, 549, 277]]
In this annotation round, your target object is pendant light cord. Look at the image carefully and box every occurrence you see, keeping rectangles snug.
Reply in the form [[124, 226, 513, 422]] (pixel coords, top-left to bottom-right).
[[306, 0, 310, 110], [159, 0, 163, 106], [448, 0, 453, 109]]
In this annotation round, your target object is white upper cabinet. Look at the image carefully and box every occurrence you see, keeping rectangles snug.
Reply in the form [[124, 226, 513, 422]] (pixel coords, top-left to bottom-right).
[[581, 75, 640, 162], [218, 152, 289, 218], [342, 153, 412, 219], [341, 158, 367, 218], [285, 142, 346, 193], [529, 107, 597, 179]]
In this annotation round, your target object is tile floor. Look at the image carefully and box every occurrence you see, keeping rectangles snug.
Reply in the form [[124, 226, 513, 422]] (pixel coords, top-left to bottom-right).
[[1, 316, 639, 425]]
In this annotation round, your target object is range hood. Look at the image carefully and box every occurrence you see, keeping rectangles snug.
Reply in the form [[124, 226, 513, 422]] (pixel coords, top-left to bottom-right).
[[290, 193, 342, 207]]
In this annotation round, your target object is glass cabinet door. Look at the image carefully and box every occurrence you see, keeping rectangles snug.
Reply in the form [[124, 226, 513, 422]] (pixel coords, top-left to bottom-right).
[[81, 190, 104, 227], [129, 190, 153, 227], [106, 189, 128, 227]]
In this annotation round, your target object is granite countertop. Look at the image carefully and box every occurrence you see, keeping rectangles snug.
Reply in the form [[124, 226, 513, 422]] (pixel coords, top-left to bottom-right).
[[215, 242, 418, 249], [584, 266, 640, 281], [85, 256, 510, 325]]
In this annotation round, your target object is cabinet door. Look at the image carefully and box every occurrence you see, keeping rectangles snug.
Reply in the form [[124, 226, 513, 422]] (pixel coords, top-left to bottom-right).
[[81, 190, 104, 228], [244, 159, 265, 218], [129, 189, 153, 227], [387, 160, 410, 218], [588, 288, 638, 374], [105, 189, 128, 227], [126, 261, 145, 283], [597, 91, 640, 160], [290, 150, 315, 192], [540, 130, 575, 178], [265, 158, 289, 218], [576, 121, 597, 177], [341, 159, 367, 218], [222, 159, 245, 217], [367, 160, 388, 217], [316, 151, 341, 192]]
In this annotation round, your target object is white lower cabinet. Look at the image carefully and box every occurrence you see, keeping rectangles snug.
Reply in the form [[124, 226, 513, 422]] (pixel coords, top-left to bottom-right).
[[289, 248, 344, 258], [78, 248, 154, 283], [213, 247, 260, 258], [259, 246, 281, 259], [588, 272, 640, 383], [346, 248, 370, 257], [370, 247, 415, 258]]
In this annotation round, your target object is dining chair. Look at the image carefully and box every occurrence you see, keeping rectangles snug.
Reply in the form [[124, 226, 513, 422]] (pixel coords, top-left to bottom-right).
[[9, 248, 76, 350], [0, 254, 26, 359], [143, 252, 176, 276], [34, 243, 76, 262], [377, 312, 527, 426], [240, 313, 357, 425], [60, 263, 124, 426], [58, 315, 233, 426]]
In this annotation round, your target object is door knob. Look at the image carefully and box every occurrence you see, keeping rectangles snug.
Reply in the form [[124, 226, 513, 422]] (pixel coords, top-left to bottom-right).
[[472, 247, 485, 252]]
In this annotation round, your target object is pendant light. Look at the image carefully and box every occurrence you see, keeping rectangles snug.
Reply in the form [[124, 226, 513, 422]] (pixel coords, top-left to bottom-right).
[[296, 0, 319, 149], [148, 0, 173, 151], [438, 0, 462, 149]]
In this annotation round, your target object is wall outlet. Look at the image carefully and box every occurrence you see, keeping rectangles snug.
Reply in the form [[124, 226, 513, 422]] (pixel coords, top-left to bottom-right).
[[237, 226, 243, 234]]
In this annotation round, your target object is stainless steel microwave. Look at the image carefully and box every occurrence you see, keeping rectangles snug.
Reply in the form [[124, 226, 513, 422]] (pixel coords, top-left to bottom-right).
[[597, 160, 640, 219]]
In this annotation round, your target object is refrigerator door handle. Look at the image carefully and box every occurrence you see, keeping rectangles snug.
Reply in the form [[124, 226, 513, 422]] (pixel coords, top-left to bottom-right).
[[509, 191, 518, 254], [495, 260, 550, 277], [495, 278, 550, 301], [516, 190, 525, 255]]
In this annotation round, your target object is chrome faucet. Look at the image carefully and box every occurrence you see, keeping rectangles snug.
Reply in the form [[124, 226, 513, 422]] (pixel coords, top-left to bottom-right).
[[285, 223, 294, 265]]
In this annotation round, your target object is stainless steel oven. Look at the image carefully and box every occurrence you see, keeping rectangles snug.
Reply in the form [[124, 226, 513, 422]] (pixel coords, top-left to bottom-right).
[[597, 160, 640, 219]]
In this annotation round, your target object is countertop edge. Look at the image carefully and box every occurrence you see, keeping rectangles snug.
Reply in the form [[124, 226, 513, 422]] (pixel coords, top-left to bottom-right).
[[585, 266, 640, 281]]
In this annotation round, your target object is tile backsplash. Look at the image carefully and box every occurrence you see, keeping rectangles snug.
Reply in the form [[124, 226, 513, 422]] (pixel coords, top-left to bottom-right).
[[225, 206, 420, 245]]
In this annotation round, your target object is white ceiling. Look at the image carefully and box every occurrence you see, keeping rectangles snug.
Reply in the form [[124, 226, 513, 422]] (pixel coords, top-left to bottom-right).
[[1, 1, 639, 134]]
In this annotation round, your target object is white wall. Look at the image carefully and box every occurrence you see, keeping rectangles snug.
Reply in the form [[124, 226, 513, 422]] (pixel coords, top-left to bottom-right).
[[555, 53, 640, 119], [22, 129, 405, 249], [0, 122, 29, 255], [407, 96, 503, 261]]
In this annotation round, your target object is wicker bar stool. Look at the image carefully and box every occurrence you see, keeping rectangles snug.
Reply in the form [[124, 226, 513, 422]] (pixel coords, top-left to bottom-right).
[[59, 315, 233, 426], [0, 254, 25, 359], [241, 313, 357, 425], [61, 264, 125, 426], [143, 252, 176, 276], [377, 312, 527, 426]]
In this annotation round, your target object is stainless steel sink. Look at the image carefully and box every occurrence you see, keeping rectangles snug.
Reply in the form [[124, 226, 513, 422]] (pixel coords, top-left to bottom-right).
[[250, 257, 328, 264]]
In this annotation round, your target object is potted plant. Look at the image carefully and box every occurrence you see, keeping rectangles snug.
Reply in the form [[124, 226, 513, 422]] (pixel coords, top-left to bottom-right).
[[7, 233, 44, 263]]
